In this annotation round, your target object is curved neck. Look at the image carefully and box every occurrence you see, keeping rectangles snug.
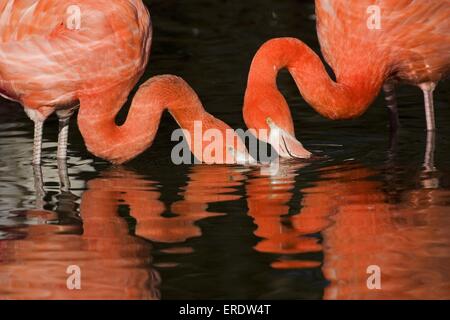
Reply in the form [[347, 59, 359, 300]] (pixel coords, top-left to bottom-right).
[[245, 38, 387, 120], [77, 75, 209, 164]]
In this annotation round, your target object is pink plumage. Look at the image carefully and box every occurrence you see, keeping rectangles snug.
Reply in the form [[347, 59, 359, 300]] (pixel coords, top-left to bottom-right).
[[243, 0, 450, 159]]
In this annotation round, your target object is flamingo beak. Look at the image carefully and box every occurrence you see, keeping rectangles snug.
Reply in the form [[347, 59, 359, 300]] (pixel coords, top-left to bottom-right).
[[266, 117, 312, 159]]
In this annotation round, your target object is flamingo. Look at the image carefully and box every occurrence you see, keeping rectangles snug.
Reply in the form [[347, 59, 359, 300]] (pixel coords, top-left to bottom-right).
[[243, 0, 450, 158], [0, 0, 249, 166]]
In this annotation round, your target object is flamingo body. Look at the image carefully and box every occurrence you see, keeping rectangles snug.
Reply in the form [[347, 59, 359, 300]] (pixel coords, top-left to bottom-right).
[[317, 0, 450, 85], [244, 0, 450, 158], [0, 0, 249, 165], [0, 0, 151, 112]]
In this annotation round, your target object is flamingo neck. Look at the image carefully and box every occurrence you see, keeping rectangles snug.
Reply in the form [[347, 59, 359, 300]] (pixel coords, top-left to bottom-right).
[[77, 75, 211, 164], [244, 38, 387, 122]]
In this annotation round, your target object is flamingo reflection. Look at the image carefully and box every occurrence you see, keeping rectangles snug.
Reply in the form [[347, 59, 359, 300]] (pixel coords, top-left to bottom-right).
[[0, 168, 161, 300], [246, 162, 328, 269], [134, 165, 246, 244], [246, 135, 450, 299], [319, 163, 450, 299]]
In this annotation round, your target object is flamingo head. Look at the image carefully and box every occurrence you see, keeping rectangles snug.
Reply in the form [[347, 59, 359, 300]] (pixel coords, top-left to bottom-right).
[[181, 114, 256, 165], [243, 102, 312, 160]]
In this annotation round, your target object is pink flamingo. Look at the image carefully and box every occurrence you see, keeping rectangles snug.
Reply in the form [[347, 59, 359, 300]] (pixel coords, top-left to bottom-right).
[[243, 0, 450, 158], [0, 0, 249, 165]]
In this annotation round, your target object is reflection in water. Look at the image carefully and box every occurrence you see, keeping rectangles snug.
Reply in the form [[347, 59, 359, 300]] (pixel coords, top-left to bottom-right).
[[0, 162, 248, 299], [245, 131, 450, 299], [135, 165, 246, 244], [0, 168, 160, 300], [1, 136, 449, 299], [246, 162, 327, 269], [320, 165, 450, 299], [247, 160, 450, 299]]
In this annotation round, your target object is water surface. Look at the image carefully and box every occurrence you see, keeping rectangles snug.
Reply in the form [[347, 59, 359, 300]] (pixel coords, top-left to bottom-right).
[[0, 0, 449, 299]]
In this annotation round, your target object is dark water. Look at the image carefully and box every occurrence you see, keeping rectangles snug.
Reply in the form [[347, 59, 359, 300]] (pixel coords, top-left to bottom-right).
[[1, 0, 450, 299]]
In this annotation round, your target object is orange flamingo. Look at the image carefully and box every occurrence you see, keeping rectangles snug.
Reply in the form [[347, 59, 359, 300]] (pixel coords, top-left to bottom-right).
[[243, 0, 450, 158], [0, 1, 249, 165]]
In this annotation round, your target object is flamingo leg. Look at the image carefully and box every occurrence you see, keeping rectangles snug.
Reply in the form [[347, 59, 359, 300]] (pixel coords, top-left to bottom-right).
[[383, 82, 400, 133], [32, 164, 46, 209], [421, 130, 439, 189], [56, 108, 76, 160], [32, 120, 44, 165], [420, 83, 436, 132], [424, 130, 436, 173], [57, 158, 71, 191]]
